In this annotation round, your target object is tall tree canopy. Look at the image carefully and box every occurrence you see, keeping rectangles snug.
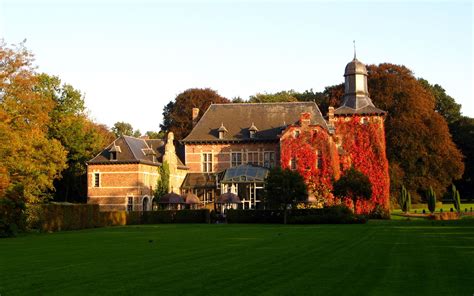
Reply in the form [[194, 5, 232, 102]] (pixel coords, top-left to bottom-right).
[[0, 41, 67, 203], [160, 88, 229, 140], [37, 73, 114, 202], [366, 64, 464, 197]]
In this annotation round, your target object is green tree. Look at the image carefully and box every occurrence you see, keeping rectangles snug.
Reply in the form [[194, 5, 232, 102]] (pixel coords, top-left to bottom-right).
[[264, 167, 308, 224], [154, 162, 170, 199], [333, 167, 372, 213], [36, 73, 114, 202], [111, 121, 141, 138], [249, 90, 298, 103], [449, 116, 474, 200], [160, 88, 229, 140], [145, 130, 165, 139], [419, 78, 462, 124]]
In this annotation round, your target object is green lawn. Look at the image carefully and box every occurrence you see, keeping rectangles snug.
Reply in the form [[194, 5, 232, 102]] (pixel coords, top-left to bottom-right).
[[1, 220, 474, 296]]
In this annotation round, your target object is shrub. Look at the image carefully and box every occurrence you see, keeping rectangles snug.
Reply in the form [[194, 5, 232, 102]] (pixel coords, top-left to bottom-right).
[[398, 186, 411, 213], [368, 204, 391, 219], [226, 210, 284, 224], [426, 187, 437, 214], [288, 205, 366, 224], [451, 184, 461, 213], [0, 194, 26, 237], [226, 206, 366, 224]]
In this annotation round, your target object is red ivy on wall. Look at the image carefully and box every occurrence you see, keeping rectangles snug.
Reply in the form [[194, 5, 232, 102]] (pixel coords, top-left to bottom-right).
[[280, 126, 340, 203], [280, 115, 390, 214], [335, 116, 390, 214]]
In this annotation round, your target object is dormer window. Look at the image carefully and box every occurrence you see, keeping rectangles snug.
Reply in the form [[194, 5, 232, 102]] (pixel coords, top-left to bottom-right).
[[109, 143, 121, 161], [218, 123, 228, 140], [249, 122, 258, 139]]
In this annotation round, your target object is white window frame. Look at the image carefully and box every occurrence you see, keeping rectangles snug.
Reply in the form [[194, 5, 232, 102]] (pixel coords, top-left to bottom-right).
[[127, 196, 133, 212], [202, 153, 213, 173], [231, 152, 243, 167], [263, 151, 275, 168]]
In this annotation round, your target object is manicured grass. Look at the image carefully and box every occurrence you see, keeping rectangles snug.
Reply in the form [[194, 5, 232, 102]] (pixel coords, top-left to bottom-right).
[[1, 220, 474, 296]]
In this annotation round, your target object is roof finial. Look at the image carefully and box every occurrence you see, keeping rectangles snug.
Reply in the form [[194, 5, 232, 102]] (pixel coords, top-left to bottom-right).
[[353, 40, 356, 60]]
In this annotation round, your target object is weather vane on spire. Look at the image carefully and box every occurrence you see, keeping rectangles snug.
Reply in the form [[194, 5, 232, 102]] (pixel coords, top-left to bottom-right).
[[353, 40, 356, 59]]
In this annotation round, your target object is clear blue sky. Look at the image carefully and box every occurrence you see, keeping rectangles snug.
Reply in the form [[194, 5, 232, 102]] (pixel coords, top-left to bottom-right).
[[1, 0, 472, 133]]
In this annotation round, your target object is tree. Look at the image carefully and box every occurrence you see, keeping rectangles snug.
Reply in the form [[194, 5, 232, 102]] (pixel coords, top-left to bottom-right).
[[145, 130, 165, 139], [426, 186, 437, 214], [449, 116, 474, 200], [36, 73, 114, 202], [249, 90, 298, 103], [160, 88, 229, 140], [264, 167, 308, 224], [112, 121, 135, 137], [154, 162, 170, 199], [419, 78, 462, 124], [366, 64, 464, 198], [333, 167, 372, 213], [0, 41, 67, 203]]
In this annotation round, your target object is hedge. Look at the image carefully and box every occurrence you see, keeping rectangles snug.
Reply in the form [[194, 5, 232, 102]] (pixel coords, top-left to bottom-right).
[[27, 204, 101, 232], [26, 204, 211, 232], [226, 205, 366, 224]]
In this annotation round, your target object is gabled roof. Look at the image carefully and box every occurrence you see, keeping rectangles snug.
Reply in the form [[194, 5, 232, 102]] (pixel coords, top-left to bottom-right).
[[182, 102, 329, 143], [88, 136, 164, 166]]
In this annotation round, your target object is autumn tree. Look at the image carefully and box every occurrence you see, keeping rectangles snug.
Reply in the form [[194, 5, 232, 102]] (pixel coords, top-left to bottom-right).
[[0, 41, 67, 203], [160, 88, 229, 140], [366, 64, 464, 198]]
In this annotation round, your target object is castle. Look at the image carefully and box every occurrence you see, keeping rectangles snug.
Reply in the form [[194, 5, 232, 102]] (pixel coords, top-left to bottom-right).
[[87, 57, 390, 214]]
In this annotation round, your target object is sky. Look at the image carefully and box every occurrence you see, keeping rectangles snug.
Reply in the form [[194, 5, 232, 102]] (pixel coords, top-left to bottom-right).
[[1, 0, 472, 133]]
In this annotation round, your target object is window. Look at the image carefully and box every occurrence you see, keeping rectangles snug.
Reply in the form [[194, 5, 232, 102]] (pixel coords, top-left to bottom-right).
[[203, 153, 213, 172], [219, 131, 225, 139], [127, 197, 133, 212], [110, 151, 117, 161], [249, 130, 256, 138], [290, 157, 297, 170], [316, 150, 323, 170], [93, 173, 100, 187], [294, 130, 300, 138], [263, 152, 275, 168], [231, 152, 243, 167], [247, 152, 259, 166]]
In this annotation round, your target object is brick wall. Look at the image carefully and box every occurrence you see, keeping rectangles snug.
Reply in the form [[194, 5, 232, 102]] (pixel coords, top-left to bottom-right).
[[184, 142, 280, 173], [87, 163, 159, 211]]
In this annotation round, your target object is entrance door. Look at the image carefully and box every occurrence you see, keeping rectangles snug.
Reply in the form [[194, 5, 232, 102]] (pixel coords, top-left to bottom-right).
[[142, 197, 149, 211]]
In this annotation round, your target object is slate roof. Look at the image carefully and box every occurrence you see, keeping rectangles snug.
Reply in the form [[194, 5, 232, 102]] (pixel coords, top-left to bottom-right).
[[87, 136, 186, 168], [334, 103, 386, 115], [182, 102, 329, 143]]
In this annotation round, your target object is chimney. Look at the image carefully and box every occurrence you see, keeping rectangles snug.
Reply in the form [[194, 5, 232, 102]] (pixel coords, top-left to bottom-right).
[[328, 107, 335, 126], [192, 108, 200, 127], [299, 112, 311, 127]]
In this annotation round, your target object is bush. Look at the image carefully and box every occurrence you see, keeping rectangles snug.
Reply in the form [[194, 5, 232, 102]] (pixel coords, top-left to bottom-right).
[[288, 206, 367, 224], [0, 195, 26, 237], [226, 210, 284, 224], [226, 206, 366, 224]]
